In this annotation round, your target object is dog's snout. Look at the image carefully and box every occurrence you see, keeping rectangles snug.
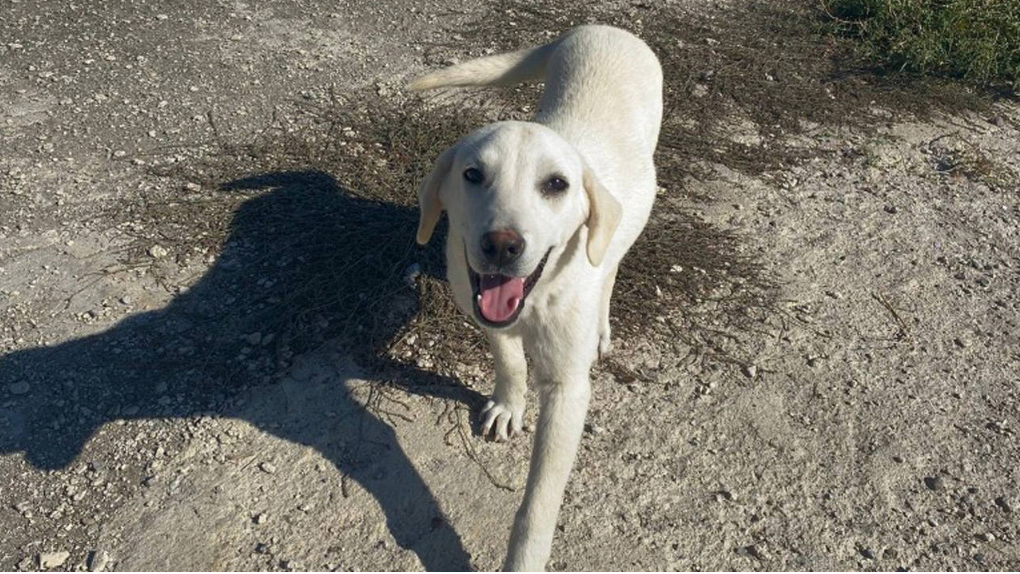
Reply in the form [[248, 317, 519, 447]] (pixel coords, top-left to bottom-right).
[[481, 230, 526, 267]]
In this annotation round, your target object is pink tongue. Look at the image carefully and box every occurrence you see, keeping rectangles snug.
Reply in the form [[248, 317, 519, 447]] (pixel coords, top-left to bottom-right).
[[478, 274, 525, 323]]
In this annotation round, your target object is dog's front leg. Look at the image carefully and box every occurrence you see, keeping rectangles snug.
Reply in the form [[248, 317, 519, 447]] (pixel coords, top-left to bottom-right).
[[481, 331, 528, 442], [503, 368, 591, 571]]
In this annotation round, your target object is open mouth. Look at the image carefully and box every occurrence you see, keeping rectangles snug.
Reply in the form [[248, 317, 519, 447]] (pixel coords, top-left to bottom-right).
[[468, 249, 550, 328]]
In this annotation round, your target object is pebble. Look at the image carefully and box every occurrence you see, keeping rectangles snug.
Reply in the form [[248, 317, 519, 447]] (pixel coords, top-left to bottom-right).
[[741, 364, 757, 378], [148, 244, 169, 258], [39, 551, 70, 569], [88, 550, 110, 572], [254, 512, 268, 525], [994, 496, 1013, 513], [924, 476, 944, 491], [735, 545, 760, 558], [954, 337, 970, 348], [9, 380, 30, 395], [183, 182, 201, 192], [259, 462, 277, 474], [860, 548, 875, 559], [403, 263, 421, 286]]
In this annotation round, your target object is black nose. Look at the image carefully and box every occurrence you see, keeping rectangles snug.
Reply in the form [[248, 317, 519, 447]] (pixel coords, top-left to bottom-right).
[[481, 230, 526, 267]]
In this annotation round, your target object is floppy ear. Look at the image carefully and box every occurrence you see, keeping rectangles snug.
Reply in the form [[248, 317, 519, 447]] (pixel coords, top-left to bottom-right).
[[582, 167, 622, 267], [416, 144, 457, 245]]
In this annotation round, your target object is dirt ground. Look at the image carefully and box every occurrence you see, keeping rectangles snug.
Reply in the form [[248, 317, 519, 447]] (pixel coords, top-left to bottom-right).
[[2, 0, 1019, 571]]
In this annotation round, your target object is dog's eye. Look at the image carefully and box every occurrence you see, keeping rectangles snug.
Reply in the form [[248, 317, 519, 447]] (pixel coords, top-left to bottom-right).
[[542, 176, 569, 194], [463, 168, 484, 184]]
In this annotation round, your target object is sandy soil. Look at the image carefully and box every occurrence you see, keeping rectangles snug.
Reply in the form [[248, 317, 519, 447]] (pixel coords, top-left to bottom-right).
[[2, 0, 1018, 571]]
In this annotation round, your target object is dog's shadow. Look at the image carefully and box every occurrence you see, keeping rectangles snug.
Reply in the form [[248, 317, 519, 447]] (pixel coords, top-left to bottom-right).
[[0, 170, 482, 571]]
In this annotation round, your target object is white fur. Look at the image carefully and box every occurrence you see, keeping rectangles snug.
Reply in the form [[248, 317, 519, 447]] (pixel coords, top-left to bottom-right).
[[409, 25, 662, 571]]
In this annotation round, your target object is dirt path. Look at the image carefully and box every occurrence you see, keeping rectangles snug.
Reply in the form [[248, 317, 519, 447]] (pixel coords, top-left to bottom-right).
[[2, 0, 1019, 571]]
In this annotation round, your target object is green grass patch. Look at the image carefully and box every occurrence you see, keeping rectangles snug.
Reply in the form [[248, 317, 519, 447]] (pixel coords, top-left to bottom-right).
[[824, 0, 1020, 90]]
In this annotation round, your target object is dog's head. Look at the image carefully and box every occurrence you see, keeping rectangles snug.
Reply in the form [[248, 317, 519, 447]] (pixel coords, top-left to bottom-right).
[[416, 121, 621, 328]]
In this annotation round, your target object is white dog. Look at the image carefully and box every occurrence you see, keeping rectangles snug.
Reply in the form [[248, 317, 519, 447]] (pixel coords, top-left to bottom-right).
[[408, 25, 662, 571]]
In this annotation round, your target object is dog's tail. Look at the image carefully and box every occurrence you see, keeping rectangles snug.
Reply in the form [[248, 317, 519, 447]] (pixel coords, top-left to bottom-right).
[[406, 42, 557, 91]]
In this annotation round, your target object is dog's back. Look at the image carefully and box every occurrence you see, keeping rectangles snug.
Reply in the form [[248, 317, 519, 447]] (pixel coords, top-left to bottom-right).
[[407, 26, 662, 153]]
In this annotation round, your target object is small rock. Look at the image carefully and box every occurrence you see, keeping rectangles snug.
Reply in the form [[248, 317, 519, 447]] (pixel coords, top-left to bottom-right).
[[735, 545, 760, 559], [976, 532, 995, 542], [254, 512, 268, 525], [994, 496, 1013, 513], [884, 205, 898, 214], [403, 263, 421, 287], [954, 337, 969, 348], [119, 295, 132, 305], [860, 548, 875, 559], [924, 476, 944, 491], [741, 364, 757, 378], [9, 380, 30, 395], [148, 244, 168, 258], [183, 182, 201, 192], [691, 83, 709, 98], [883, 548, 898, 560], [87, 550, 110, 572], [245, 332, 262, 346], [254, 542, 269, 554], [13, 501, 30, 513], [39, 551, 71, 569], [259, 462, 277, 474]]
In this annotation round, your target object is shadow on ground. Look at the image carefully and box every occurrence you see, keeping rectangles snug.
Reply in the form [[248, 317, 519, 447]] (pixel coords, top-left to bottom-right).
[[0, 171, 480, 571]]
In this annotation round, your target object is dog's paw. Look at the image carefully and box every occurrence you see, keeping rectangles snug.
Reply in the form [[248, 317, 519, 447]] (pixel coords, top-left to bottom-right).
[[480, 398, 525, 442]]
